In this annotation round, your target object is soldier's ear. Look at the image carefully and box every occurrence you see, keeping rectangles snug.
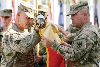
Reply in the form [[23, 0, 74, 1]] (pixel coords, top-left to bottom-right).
[[17, 12, 20, 16]]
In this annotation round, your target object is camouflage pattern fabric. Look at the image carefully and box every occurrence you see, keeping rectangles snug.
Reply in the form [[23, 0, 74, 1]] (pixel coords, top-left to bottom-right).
[[66, 24, 79, 44], [52, 22, 100, 67], [1, 24, 40, 67]]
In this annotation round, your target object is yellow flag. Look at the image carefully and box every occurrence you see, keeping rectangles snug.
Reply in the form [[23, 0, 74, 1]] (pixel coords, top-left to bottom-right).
[[40, 23, 62, 44]]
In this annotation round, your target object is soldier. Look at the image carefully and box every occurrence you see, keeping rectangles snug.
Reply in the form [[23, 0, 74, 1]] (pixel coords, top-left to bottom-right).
[[42, 1, 100, 67], [1, 3, 41, 67], [34, 4, 48, 67], [0, 9, 12, 62]]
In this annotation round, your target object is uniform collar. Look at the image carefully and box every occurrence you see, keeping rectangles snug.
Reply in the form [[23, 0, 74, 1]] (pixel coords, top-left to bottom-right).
[[80, 22, 91, 31], [12, 24, 25, 33], [76, 22, 91, 35]]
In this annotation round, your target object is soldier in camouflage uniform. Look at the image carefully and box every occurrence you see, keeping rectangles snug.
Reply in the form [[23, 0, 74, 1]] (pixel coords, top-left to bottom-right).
[[1, 3, 41, 67], [0, 9, 12, 63], [34, 5, 48, 67], [42, 1, 100, 67]]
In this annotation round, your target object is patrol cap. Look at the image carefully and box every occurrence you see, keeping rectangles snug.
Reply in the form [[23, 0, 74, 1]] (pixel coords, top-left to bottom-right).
[[38, 5, 48, 12], [67, 1, 89, 16], [18, 3, 34, 18], [0, 9, 12, 16]]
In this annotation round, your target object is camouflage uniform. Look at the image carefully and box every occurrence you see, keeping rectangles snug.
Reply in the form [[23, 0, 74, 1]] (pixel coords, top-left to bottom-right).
[[52, 1, 100, 67], [53, 22, 100, 67], [34, 42, 47, 67], [1, 4, 40, 67], [66, 24, 78, 33], [33, 4, 49, 67], [1, 24, 40, 67], [66, 24, 79, 44]]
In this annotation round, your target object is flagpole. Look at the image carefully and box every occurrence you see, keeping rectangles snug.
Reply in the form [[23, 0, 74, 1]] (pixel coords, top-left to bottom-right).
[[36, 0, 38, 15], [35, 0, 40, 56]]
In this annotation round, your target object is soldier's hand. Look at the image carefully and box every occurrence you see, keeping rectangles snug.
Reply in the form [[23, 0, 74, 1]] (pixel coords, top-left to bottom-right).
[[34, 26, 40, 33], [35, 56, 43, 63], [64, 32, 71, 38], [60, 42, 71, 47], [62, 32, 71, 42], [41, 37, 53, 48]]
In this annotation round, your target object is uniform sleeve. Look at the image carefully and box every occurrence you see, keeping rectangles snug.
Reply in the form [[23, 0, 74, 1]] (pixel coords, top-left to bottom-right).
[[52, 31, 97, 62], [38, 42, 47, 63], [7, 31, 40, 53], [66, 24, 78, 33], [39, 45, 47, 63], [66, 25, 78, 44]]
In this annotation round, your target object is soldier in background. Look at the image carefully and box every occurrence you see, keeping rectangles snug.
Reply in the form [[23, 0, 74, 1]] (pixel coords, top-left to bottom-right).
[[0, 9, 12, 62], [42, 1, 100, 67], [34, 4, 48, 67], [36, 4, 68, 67], [1, 3, 41, 67]]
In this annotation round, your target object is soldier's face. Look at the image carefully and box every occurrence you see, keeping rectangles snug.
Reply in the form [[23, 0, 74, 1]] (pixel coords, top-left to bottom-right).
[[18, 12, 29, 29], [0, 16, 12, 27], [71, 12, 84, 29], [28, 18, 34, 26]]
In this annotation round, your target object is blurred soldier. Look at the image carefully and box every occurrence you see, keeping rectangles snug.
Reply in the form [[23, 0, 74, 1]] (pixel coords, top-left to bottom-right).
[[1, 3, 41, 67], [0, 9, 12, 62], [36, 4, 67, 67], [34, 4, 48, 67], [42, 1, 100, 67]]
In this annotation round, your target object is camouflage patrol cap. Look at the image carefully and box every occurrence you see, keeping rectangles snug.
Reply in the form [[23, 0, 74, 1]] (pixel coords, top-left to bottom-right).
[[67, 1, 89, 16], [38, 5, 48, 12], [18, 3, 34, 18], [0, 9, 12, 16]]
